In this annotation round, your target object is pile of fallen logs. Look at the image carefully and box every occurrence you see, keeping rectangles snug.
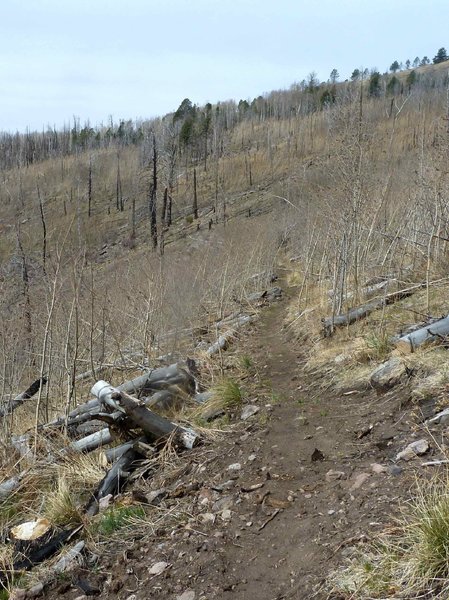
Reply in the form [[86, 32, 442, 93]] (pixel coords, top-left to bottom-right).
[[0, 363, 203, 585], [0, 284, 283, 588]]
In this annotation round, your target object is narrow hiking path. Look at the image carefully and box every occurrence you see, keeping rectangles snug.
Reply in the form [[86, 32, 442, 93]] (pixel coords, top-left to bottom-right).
[[43, 277, 415, 600], [215, 281, 412, 599]]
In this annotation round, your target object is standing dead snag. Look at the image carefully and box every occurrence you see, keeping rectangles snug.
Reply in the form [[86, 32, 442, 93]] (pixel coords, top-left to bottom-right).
[[193, 167, 198, 219], [149, 132, 158, 249]]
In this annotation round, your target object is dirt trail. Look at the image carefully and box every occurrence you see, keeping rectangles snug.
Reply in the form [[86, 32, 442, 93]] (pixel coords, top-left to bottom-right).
[[215, 283, 407, 599], [44, 278, 414, 600]]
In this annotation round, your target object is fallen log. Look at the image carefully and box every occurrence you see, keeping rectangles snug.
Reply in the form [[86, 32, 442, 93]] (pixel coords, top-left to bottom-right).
[[328, 279, 395, 303], [91, 381, 198, 449], [395, 314, 449, 353], [100, 440, 136, 466], [0, 377, 47, 418], [44, 363, 195, 431], [0, 473, 25, 500], [118, 363, 195, 396], [69, 428, 113, 453], [85, 448, 139, 516], [322, 282, 428, 337]]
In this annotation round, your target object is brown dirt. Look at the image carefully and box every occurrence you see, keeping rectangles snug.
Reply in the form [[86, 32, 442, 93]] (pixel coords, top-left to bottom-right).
[[43, 282, 424, 600]]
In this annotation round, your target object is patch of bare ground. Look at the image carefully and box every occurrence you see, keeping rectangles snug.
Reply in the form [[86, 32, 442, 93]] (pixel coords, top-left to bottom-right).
[[41, 279, 426, 600]]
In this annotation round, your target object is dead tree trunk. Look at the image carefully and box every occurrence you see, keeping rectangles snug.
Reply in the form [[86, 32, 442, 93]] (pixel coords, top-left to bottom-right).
[[87, 155, 93, 217], [193, 167, 198, 219], [91, 381, 198, 449], [322, 282, 429, 337], [0, 377, 47, 418], [149, 133, 158, 249], [69, 428, 113, 452], [395, 314, 449, 353], [85, 448, 139, 516], [37, 185, 47, 272]]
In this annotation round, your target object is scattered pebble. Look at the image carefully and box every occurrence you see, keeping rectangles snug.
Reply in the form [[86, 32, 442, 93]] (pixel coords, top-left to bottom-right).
[[241, 405, 260, 420], [227, 463, 242, 471], [325, 469, 345, 482], [350, 472, 370, 491], [149, 561, 169, 576], [388, 465, 403, 476], [176, 592, 196, 600], [396, 439, 430, 461], [199, 513, 215, 525], [371, 463, 388, 474]]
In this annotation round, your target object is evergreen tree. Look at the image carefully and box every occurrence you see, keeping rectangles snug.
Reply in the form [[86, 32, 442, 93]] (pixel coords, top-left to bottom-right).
[[406, 70, 417, 89], [351, 68, 361, 81], [390, 60, 400, 73], [329, 68, 339, 83], [320, 88, 336, 107], [405, 59, 411, 69], [413, 57, 420, 68], [369, 71, 381, 97], [420, 56, 430, 66], [386, 75, 400, 95], [433, 47, 448, 64]]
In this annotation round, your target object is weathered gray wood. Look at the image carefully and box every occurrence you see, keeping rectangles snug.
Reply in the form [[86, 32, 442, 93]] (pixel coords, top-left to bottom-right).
[[100, 441, 136, 465], [247, 287, 282, 304], [328, 279, 395, 302], [91, 381, 198, 449], [0, 474, 23, 500], [44, 363, 194, 430], [0, 377, 47, 418], [206, 330, 236, 356], [395, 314, 449, 353], [52, 540, 85, 573], [118, 363, 195, 396], [145, 390, 178, 412], [69, 428, 113, 453], [322, 283, 427, 337]]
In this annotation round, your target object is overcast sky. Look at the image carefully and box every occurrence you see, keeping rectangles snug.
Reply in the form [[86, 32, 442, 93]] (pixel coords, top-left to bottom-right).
[[0, 0, 448, 132]]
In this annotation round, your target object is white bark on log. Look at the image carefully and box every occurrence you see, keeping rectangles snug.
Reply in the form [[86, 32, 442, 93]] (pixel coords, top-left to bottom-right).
[[91, 381, 198, 449], [69, 428, 113, 453], [44, 363, 194, 430], [395, 314, 449, 353]]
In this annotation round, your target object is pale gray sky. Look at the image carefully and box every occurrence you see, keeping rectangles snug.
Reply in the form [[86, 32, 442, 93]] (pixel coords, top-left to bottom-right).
[[0, 0, 448, 132]]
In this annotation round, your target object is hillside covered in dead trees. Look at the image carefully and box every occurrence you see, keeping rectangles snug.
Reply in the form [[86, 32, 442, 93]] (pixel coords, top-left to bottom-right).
[[2, 58, 449, 599]]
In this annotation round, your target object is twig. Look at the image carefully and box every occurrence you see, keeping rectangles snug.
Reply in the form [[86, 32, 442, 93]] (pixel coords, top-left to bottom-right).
[[258, 508, 280, 531]]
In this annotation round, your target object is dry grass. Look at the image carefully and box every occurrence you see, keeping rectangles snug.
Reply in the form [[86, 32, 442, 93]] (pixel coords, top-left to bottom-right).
[[329, 473, 449, 599]]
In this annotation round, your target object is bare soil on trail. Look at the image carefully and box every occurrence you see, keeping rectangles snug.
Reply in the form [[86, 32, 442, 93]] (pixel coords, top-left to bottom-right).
[[44, 281, 420, 600]]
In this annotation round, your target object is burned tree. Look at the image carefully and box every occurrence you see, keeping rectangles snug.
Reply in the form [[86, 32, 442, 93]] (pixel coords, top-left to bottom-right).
[[149, 133, 158, 249]]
